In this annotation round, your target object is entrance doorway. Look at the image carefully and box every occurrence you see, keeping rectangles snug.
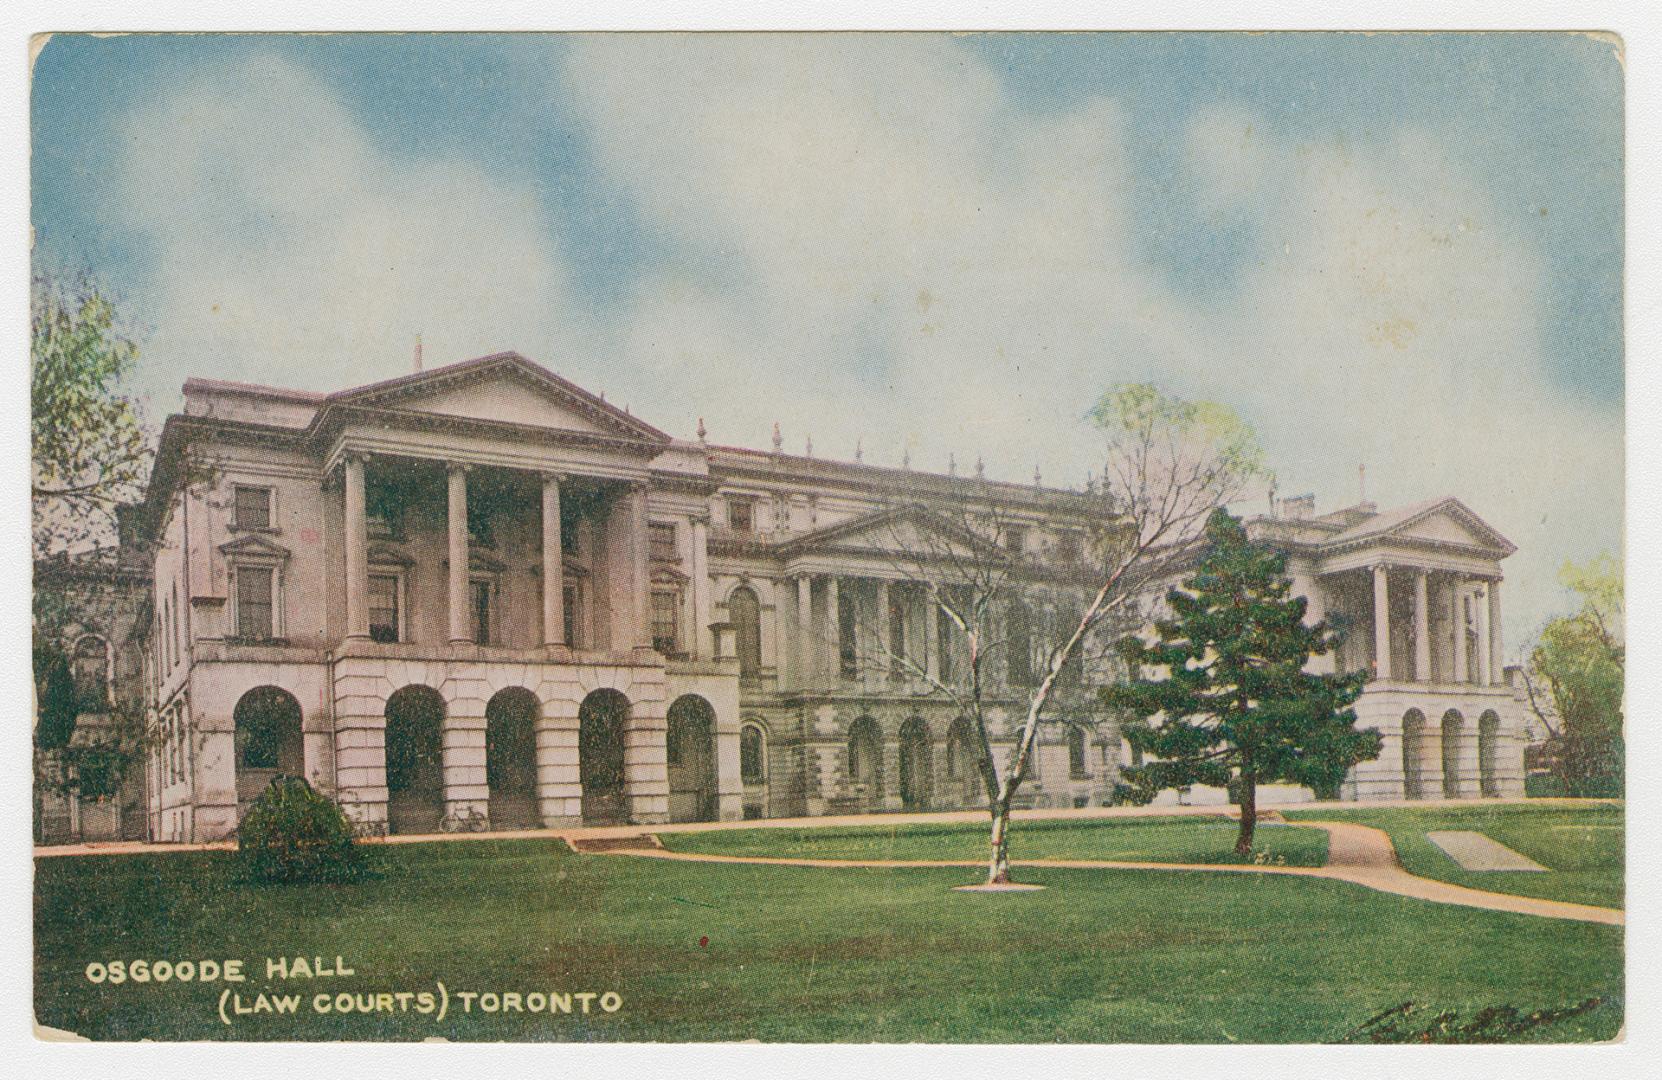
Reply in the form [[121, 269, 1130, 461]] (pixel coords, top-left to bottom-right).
[[486, 688, 539, 830], [898, 716, 932, 810], [667, 695, 717, 823], [579, 689, 629, 824], [385, 685, 446, 834]]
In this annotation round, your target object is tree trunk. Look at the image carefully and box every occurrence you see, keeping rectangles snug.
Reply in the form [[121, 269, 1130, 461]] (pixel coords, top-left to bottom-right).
[[988, 797, 1013, 884], [1235, 770, 1257, 855]]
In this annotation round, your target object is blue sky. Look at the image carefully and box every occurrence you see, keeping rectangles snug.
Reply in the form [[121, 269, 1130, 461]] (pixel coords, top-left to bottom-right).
[[31, 32, 1624, 647]]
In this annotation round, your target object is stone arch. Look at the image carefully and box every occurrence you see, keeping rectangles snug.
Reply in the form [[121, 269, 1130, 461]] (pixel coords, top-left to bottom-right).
[[944, 715, 982, 809], [579, 689, 630, 825], [485, 687, 539, 830], [385, 684, 446, 834], [739, 717, 769, 820], [847, 715, 884, 810], [1442, 709, 1465, 799], [727, 585, 762, 677], [233, 686, 304, 808], [71, 633, 113, 710], [898, 715, 933, 811], [1479, 710, 1502, 798], [1400, 709, 1426, 800], [667, 694, 718, 823]]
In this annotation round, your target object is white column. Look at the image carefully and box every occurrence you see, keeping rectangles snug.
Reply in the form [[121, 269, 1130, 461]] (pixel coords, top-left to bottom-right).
[[825, 576, 841, 683], [1452, 580, 1468, 684], [1371, 564, 1391, 680], [1488, 578, 1504, 684], [541, 473, 564, 648], [343, 454, 369, 640], [874, 579, 891, 682], [447, 463, 470, 644], [630, 484, 651, 650], [691, 516, 712, 660], [796, 575, 814, 687], [1413, 570, 1431, 682], [1475, 582, 1492, 686]]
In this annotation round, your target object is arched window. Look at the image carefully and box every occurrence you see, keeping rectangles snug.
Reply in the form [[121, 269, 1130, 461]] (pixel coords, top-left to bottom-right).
[[729, 586, 762, 676], [848, 717, 882, 796], [1068, 725, 1088, 779], [72, 635, 111, 710], [740, 722, 767, 785]]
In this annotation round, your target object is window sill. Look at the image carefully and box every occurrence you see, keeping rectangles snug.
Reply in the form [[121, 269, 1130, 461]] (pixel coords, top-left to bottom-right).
[[228, 524, 281, 536]]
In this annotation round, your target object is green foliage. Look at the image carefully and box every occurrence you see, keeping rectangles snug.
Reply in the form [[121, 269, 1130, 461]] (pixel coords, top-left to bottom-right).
[[237, 777, 362, 885], [1104, 510, 1379, 850], [1336, 997, 1608, 1043], [34, 649, 79, 751], [1528, 554, 1623, 796], [31, 272, 151, 558]]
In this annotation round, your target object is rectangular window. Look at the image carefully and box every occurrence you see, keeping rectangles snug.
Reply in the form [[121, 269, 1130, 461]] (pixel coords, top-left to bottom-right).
[[727, 498, 753, 533], [649, 522, 678, 562], [562, 584, 581, 649], [1056, 533, 1083, 566], [887, 590, 907, 679], [236, 566, 275, 640], [837, 592, 858, 679], [1003, 525, 1028, 554], [233, 485, 273, 530], [470, 579, 493, 645], [365, 483, 403, 540], [369, 574, 400, 643], [937, 605, 956, 683], [652, 589, 680, 654]]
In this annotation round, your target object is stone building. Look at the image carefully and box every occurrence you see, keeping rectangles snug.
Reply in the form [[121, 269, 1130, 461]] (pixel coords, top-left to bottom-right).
[[131, 352, 1527, 842], [33, 540, 152, 844]]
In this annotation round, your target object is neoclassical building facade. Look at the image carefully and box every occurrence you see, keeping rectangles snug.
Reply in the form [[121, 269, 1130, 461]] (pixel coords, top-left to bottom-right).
[[133, 352, 1526, 842]]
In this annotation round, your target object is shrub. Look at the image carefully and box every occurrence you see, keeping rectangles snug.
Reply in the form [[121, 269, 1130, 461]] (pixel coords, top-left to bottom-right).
[[237, 776, 362, 884]]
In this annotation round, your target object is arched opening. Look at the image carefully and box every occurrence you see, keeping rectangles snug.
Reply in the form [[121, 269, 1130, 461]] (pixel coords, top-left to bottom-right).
[[1442, 710, 1466, 799], [1067, 725, 1088, 779], [740, 720, 768, 820], [486, 687, 539, 830], [579, 689, 630, 825], [1479, 710, 1501, 797], [667, 694, 718, 823], [72, 635, 111, 711], [233, 686, 304, 809], [945, 716, 982, 809], [1400, 709, 1426, 800], [729, 586, 761, 677], [898, 716, 932, 811], [385, 685, 446, 834], [847, 716, 883, 810]]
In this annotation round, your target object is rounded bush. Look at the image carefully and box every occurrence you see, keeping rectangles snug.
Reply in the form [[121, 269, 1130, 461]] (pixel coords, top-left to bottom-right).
[[237, 776, 361, 884]]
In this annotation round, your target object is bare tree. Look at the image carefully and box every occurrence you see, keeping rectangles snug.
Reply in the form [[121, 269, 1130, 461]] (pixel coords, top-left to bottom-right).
[[834, 384, 1268, 884]]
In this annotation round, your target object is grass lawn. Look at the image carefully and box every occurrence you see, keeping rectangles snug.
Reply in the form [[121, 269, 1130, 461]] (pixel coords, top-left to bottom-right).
[[660, 815, 1329, 866], [36, 837, 1620, 1042], [1283, 801, 1623, 910]]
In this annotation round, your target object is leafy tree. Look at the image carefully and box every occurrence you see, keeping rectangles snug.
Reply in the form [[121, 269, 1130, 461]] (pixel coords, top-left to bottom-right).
[[32, 271, 151, 559], [1523, 555, 1623, 796], [854, 385, 1268, 884], [1104, 510, 1379, 854]]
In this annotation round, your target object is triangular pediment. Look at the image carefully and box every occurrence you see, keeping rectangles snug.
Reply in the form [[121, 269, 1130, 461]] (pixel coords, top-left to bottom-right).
[[1326, 497, 1515, 555], [1400, 510, 1490, 547], [329, 353, 669, 443], [218, 533, 290, 560], [781, 503, 1003, 560]]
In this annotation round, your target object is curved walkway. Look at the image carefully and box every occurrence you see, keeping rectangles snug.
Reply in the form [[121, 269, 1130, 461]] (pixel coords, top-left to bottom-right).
[[592, 820, 1624, 927]]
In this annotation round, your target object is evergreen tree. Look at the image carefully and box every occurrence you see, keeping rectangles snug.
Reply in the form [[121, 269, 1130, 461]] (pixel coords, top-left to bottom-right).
[[1104, 510, 1380, 854]]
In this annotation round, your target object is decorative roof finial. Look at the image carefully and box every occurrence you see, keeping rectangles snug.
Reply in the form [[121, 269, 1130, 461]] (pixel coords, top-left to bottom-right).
[[902, 446, 911, 470], [772, 422, 782, 454], [1034, 465, 1042, 488], [696, 417, 707, 445], [975, 455, 985, 480], [413, 332, 423, 373], [854, 438, 863, 463], [805, 434, 813, 458], [1359, 462, 1367, 504], [948, 452, 957, 476]]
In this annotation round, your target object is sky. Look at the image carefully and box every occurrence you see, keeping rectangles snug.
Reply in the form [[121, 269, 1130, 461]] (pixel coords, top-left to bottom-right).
[[29, 31, 1624, 654]]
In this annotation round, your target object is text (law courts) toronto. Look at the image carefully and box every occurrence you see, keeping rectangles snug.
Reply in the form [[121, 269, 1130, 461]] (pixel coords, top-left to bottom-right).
[[136, 351, 1528, 842]]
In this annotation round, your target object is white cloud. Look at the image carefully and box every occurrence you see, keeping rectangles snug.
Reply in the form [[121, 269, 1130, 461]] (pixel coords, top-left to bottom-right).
[[108, 41, 1620, 646], [117, 54, 576, 392]]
